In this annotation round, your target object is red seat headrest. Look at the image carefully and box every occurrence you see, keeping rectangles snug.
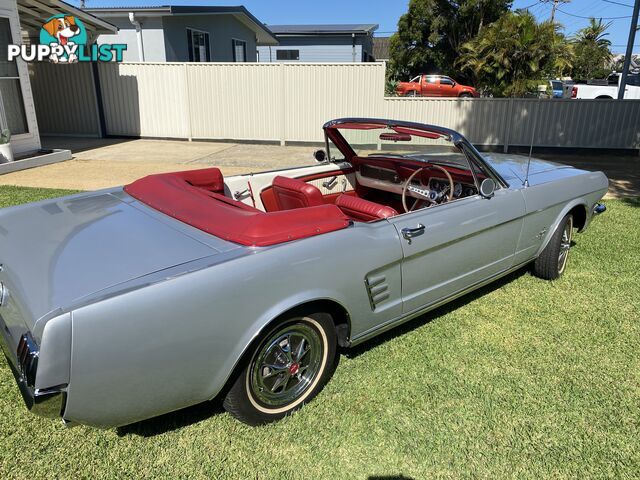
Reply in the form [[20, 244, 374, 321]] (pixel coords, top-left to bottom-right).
[[335, 194, 397, 222], [272, 176, 325, 211]]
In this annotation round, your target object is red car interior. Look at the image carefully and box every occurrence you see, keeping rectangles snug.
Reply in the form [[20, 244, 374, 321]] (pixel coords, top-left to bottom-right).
[[272, 176, 325, 210], [125, 145, 481, 245], [335, 194, 398, 222], [124, 169, 351, 247]]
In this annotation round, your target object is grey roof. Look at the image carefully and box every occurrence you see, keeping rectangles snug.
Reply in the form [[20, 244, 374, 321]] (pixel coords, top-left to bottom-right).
[[86, 5, 277, 44], [267, 24, 378, 35]]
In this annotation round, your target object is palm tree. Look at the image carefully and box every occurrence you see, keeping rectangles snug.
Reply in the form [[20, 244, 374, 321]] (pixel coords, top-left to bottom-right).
[[457, 11, 572, 97], [570, 18, 613, 79]]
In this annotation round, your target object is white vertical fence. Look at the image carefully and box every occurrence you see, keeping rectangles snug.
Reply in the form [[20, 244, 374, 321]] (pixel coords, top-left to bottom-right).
[[30, 61, 640, 150]]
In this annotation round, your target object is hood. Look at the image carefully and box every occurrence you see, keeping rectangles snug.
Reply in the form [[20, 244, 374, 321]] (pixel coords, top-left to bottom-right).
[[481, 153, 572, 184], [0, 190, 238, 329]]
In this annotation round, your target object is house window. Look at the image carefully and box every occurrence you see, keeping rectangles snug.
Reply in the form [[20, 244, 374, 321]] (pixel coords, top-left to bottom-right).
[[232, 39, 247, 62], [187, 28, 210, 62], [0, 17, 28, 135], [276, 49, 300, 61]]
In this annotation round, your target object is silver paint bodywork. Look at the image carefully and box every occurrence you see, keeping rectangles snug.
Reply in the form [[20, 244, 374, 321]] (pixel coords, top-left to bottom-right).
[[0, 145, 607, 427]]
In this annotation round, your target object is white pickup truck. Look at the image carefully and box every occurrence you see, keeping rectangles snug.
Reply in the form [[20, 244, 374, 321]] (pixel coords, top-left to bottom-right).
[[567, 73, 640, 99]]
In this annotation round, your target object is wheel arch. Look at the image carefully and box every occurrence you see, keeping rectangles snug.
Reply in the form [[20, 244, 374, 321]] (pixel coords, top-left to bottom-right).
[[214, 296, 352, 401], [536, 200, 588, 256]]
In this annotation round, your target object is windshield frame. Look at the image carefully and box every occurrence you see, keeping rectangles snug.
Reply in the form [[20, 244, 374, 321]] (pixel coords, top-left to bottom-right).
[[322, 118, 508, 189]]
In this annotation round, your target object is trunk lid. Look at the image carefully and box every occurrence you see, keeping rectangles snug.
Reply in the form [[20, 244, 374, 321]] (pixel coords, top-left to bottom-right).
[[0, 190, 233, 331]]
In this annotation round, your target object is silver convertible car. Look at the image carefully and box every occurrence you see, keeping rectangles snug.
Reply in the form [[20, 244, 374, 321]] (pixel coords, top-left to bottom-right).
[[0, 119, 607, 427]]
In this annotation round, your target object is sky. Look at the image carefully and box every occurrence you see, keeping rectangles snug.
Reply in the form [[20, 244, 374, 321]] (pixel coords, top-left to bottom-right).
[[72, 0, 639, 54]]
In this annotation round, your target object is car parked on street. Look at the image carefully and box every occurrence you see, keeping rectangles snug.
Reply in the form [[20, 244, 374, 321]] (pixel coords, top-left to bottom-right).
[[568, 73, 640, 99], [0, 118, 607, 428], [396, 75, 479, 97]]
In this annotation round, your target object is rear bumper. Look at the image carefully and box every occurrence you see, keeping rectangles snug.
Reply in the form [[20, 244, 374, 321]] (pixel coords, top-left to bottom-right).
[[0, 314, 65, 419]]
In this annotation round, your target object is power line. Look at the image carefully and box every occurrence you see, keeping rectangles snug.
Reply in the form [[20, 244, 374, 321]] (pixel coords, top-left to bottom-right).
[[556, 6, 634, 18], [602, 0, 634, 7]]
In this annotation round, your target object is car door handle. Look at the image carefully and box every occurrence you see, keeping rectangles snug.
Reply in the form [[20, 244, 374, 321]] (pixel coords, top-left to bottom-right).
[[401, 224, 425, 243]]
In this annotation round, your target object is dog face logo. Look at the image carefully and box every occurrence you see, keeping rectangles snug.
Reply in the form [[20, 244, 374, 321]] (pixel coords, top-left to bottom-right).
[[39, 14, 87, 63], [42, 16, 80, 46]]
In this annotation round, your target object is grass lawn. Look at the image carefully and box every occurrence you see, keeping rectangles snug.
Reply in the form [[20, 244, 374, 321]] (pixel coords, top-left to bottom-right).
[[0, 186, 638, 479]]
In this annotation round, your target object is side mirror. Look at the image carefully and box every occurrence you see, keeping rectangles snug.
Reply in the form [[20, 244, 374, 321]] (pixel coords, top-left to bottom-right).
[[313, 149, 327, 163], [479, 178, 496, 198]]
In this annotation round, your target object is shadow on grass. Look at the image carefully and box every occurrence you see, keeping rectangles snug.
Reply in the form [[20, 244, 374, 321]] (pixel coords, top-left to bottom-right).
[[118, 267, 529, 437], [345, 267, 528, 359], [117, 400, 225, 438], [368, 476, 415, 480], [621, 196, 640, 208]]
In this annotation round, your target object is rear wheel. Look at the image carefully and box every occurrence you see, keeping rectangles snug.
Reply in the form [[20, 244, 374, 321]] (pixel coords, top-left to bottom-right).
[[406, 90, 419, 97], [223, 311, 337, 425], [533, 214, 573, 280]]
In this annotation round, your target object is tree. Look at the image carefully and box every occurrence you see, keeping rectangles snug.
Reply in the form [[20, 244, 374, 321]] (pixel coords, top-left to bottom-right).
[[388, 0, 512, 80], [456, 11, 572, 97], [570, 18, 612, 80]]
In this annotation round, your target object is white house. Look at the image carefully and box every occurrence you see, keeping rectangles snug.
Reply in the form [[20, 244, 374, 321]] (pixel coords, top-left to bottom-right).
[[0, 0, 115, 167]]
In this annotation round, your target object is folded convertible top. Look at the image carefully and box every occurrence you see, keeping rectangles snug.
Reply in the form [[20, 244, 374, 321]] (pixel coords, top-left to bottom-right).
[[124, 168, 351, 247]]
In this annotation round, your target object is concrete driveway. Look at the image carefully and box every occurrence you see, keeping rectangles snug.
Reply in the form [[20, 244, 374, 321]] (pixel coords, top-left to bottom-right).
[[0, 136, 637, 198], [0, 137, 318, 191]]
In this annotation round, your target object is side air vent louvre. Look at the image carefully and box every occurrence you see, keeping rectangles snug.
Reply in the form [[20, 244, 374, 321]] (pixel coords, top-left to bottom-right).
[[365, 274, 390, 310]]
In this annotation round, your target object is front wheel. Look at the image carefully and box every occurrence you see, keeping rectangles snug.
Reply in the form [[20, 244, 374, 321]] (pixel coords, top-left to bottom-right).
[[459, 92, 473, 98], [223, 311, 337, 425], [533, 214, 573, 280]]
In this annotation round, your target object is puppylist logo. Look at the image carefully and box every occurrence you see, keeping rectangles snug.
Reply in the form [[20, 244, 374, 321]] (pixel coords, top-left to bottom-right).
[[8, 14, 126, 63]]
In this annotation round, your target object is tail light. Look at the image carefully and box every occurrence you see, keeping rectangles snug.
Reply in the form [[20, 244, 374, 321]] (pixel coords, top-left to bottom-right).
[[16, 333, 38, 387], [571, 86, 577, 98]]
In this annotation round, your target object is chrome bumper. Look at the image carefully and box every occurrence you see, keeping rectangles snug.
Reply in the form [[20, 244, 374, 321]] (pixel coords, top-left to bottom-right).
[[0, 315, 65, 419], [593, 203, 606, 215]]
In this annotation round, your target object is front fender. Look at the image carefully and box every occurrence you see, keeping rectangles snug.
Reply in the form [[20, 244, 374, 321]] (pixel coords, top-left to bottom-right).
[[536, 199, 587, 257]]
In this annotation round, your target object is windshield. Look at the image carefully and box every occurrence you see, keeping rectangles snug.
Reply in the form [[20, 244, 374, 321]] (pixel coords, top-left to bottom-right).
[[328, 124, 455, 160]]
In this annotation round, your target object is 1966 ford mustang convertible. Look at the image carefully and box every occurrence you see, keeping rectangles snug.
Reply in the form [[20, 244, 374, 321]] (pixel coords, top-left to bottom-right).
[[0, 119, 607, 427]]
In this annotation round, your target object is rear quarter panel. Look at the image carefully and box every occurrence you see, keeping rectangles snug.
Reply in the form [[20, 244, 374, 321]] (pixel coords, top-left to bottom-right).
[[64, 220, 403, 427]]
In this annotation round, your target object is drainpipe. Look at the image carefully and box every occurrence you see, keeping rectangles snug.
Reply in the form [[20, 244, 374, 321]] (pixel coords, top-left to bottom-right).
[[128, 12, 145, 62], [352, 33, 356, 62]]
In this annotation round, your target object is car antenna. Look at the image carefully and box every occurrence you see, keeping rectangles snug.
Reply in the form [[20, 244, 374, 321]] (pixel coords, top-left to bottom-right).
[[523, 96, 541, 188]]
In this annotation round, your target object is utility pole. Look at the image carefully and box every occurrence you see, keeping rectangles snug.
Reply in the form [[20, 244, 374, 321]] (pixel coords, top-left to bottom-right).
[[541, 0, 570, 23], [618, 0, 640, 99]]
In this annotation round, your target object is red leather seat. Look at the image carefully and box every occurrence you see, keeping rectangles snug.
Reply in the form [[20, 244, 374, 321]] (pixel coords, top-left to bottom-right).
[[335, 194, 398, 222], [272, 176, 325, 211]]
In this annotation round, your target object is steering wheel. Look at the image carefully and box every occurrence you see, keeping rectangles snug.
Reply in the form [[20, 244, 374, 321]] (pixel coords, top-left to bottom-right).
[[401, 165, 454, 213]]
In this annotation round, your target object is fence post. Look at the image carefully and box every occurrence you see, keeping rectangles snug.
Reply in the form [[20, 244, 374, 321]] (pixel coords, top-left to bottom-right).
[[279, 63, 286, 146], [503, 97, 514, 153], [183, 63, 193, 141]]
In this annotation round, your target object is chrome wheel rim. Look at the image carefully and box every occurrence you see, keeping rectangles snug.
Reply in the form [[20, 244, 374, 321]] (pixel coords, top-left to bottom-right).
[[249, 322, 323, 408], [558, 217, 573, 274]]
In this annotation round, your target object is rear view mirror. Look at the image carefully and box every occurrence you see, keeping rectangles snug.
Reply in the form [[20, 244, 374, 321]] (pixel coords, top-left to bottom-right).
[[479, 178, 496, 198], [379, 133, 412, 142], [313, 149, 327, 162]]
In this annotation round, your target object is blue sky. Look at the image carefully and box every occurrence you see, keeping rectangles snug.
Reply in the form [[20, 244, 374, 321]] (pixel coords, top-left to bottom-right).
[[73, 0, 638, 53]]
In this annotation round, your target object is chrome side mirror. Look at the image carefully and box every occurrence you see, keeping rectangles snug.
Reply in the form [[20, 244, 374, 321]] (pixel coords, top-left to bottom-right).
[[479, 178, 496, 198], [313, 149, 327, 163]]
